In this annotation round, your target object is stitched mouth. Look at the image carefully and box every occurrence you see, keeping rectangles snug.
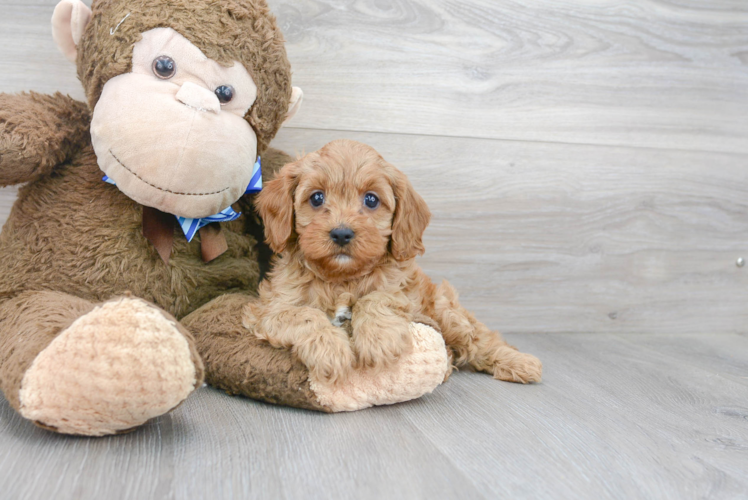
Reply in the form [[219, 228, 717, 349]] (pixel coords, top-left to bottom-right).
[[109, 150, 230, 196]]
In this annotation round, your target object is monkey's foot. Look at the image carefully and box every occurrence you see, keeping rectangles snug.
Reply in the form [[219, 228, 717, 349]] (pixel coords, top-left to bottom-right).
[[309, 322, 450, 411], [18, 297, 201, 436]]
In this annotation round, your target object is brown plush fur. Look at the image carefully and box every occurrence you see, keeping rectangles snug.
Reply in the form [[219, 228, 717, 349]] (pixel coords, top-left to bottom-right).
[[0, 291, 205, 419], [0, 96, 288, 423], [78, 0, 291, 153], [0, 0, 321, 430], [0, 95, 286, 318], [0, 291, 97, 410], [0, 92, 90, 186], [181, 294, 330, 412], [251, 140, 543, 385]]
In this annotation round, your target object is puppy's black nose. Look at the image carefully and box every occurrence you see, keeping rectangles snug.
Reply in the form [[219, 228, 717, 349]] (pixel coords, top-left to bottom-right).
[[330, 227, 355, 247]]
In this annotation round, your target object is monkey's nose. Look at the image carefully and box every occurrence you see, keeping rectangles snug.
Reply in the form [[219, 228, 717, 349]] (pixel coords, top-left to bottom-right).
[[175, 82, 220, 113], [330, 227, 355, 247]]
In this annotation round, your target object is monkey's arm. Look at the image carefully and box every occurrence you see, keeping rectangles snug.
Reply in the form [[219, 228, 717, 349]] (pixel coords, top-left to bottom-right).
[[0, 92, 90, 186]]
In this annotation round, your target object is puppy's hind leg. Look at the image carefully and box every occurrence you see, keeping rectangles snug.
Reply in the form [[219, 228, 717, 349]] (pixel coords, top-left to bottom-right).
[[433, 281, 542, 383]]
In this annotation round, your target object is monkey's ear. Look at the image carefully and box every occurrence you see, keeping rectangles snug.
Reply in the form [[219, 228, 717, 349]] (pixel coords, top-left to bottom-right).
[[52, 0, 92, 63], [283, 87, 304, 125]]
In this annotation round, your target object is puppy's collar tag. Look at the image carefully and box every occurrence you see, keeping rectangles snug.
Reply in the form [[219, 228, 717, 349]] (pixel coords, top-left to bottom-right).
[[102, 156, 262, 242]]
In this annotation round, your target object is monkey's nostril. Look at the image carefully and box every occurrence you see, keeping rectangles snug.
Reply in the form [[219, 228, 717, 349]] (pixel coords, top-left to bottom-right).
[[330, 227, 355, 247]]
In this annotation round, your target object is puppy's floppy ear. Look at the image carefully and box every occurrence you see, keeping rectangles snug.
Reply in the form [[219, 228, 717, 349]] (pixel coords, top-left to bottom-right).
[[254, 161, 300, 253], [389, 166, 431, 261]]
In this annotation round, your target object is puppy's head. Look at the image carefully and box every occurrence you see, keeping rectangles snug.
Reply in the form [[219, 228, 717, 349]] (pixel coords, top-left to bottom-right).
[[255, 139, 430, 280]]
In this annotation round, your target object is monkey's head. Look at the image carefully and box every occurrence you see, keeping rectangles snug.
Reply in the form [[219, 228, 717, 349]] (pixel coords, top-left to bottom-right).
[[52, 0, 302, 218]]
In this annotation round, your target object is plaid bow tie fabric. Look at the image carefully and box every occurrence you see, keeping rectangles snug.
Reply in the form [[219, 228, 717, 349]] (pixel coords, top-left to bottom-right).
[[103, 156, 262, 242]]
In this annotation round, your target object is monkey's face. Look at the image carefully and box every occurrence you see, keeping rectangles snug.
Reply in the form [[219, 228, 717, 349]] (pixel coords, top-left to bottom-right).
[[90, 28, 258, 218]]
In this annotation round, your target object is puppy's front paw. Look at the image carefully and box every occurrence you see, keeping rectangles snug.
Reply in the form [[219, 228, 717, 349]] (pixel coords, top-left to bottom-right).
[[297, 326, 355, 385], [352, 316, 413, 371], [492, 349, 543, 384]]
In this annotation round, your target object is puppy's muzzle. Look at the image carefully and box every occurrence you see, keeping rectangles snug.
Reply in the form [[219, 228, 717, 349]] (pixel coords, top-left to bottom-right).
[[330, 226, 355, 247]]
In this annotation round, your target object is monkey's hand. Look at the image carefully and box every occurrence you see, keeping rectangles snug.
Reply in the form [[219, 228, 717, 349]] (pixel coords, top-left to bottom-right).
[[0, 92, 90, 186]]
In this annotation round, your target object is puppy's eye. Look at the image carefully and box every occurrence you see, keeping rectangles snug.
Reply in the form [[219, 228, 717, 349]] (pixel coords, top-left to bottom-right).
[[215, 85, 234, 104], [310, 191, 325, 208], [364, 192, 380, 209], [152, 56, 176, 79]]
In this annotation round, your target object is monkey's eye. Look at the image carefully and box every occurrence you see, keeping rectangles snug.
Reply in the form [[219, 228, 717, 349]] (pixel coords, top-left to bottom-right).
[[364, 192, 380, 209], [152, 56, 176, 79], [215, 85, 235, 104], [310, 191, 325, 208]]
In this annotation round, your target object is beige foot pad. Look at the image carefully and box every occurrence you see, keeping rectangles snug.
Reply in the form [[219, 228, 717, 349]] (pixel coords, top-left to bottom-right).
[[19, 297, 198, 436], [309, 323, 450, 412]]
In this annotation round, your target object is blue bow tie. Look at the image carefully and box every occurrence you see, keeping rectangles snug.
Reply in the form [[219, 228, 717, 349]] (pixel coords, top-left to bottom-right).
[[103, 156, 262, 242]]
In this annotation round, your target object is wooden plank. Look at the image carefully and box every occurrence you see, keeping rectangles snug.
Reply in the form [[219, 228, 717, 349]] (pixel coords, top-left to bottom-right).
[[613, 332, 748, 387], [0, 3, 84, 101], [1, 0, 746, 335], [0, 386, 483, 500], [268, 0, 748, 153], [1, 333, 747, 499], [268, 128, 748, 335], [1, 127, 746, 335], [398, 333, 748, 499], [1, 0, 747, 153]]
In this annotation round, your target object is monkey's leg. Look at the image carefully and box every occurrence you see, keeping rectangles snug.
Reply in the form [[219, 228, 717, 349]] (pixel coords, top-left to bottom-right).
[[433, 281, 542, 383], [0, 92, 90, 186], [0, 291, 203, 436], [183, 294, 450, 413]]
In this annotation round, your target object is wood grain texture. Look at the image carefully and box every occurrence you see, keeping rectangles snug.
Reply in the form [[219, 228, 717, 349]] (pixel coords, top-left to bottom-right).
[[1, 2, 746, 499], [1, 0, 747, 153], [1, 333, 747, 500], [268, 128, 748, 335], [0, 127, 746, 335], [0, 0, 746, 334], [268, 0, 748, 153], [0, 3, 84, 101], [398, 333, 748, 499]]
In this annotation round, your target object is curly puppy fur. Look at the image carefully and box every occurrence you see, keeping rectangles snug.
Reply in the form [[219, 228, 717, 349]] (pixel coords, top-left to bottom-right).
[[250, 139, 543, 385]]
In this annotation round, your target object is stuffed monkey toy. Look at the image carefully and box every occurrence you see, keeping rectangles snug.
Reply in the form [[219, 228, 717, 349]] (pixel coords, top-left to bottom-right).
[[0, 0, 449, 436]]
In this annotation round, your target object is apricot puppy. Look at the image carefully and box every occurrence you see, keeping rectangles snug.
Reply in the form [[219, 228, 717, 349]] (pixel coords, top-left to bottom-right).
[[248, 139, 542, 385]]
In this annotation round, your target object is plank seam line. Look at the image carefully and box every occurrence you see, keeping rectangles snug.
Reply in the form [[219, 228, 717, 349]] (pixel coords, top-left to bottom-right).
[[284, 126, 748, 157]]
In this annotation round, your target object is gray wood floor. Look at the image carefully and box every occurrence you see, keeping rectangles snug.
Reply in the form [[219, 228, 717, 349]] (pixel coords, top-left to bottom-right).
[[1, 0, 747, 498], [1, 0, 746, 333], [2, 333, 747, 500]]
